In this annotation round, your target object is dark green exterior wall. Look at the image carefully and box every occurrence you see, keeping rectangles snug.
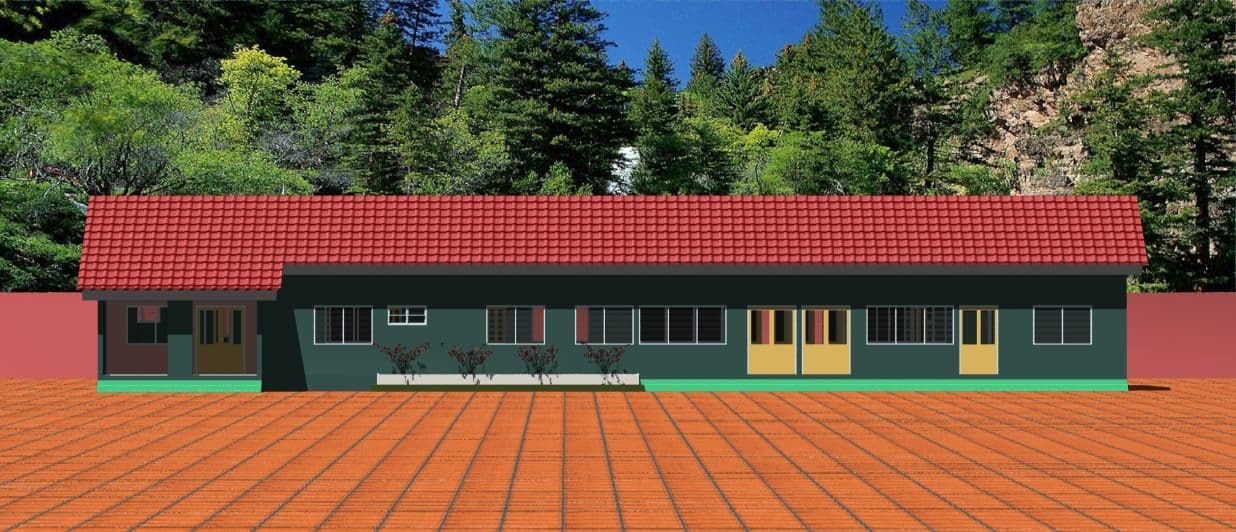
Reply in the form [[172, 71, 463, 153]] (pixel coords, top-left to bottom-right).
[[260, 274, 1128, 391]]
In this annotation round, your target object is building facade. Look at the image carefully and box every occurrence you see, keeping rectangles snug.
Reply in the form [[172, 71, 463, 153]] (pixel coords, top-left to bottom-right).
[[79, 195, 1147, 391]]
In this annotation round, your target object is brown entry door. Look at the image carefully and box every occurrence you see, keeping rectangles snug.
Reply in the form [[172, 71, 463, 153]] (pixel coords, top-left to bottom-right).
[[197, 307, 246, 375]]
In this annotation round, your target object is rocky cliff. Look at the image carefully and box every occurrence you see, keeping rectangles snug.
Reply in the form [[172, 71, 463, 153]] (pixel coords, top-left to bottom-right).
[[982, 0, 1180, 194]]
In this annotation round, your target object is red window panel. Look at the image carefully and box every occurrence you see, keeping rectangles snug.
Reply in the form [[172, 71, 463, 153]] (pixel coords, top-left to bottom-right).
[[751, 309, 771, 345], [137, 305, 162, 323], [531, 306, 545, 343], [575, 306, 589, 343], [806, 310, 825, 345]]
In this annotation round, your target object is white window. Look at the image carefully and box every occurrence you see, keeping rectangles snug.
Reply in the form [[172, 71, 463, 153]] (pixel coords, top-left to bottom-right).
[[388, 305, 427, 325], [638, 306, 726, 344], [486, 306, 545, 344], [575, 306, 633, 345], [1033, 306, 1092, 345], [314, 306, 372, 345], [866, 306, 953, 345]]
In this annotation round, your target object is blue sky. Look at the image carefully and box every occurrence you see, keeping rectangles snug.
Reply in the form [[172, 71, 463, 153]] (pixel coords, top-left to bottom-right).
[[595, 0, 947, 78]]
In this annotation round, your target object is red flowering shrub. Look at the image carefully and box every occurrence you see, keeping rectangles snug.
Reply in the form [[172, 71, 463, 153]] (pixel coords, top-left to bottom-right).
[[582, 345, 625, 384], [517, 345, 559, 384], [443, 344, 493, 383]]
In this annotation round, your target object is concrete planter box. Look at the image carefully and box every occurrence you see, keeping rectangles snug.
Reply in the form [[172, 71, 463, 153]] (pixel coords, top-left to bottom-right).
[[375, 373, 639, 386]]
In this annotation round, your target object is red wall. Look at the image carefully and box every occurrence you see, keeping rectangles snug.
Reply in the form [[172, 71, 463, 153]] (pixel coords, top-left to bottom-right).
[[0, 293, 97, 378], [0, 292, 1232, 379], [1127, 292, 1236, 378]]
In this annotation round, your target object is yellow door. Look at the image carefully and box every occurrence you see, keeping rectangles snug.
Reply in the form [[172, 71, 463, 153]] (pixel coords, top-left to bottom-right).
[[748, 308, 796, 375], [960, 307, 998, 375], [802, 307, 850, 374], [196, 307, 245, 374]]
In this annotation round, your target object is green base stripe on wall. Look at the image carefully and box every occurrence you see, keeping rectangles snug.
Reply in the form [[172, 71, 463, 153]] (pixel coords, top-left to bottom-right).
[[641, 379, 1128, 392], [97, 380, 262, 393]]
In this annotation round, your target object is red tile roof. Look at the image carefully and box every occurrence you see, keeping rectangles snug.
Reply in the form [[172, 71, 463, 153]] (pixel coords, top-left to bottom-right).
[[78, 195, 1148, 291]]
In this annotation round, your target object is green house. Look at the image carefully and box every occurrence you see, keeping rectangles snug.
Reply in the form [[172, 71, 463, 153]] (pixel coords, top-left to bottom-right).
[[79, 195, 1147, 392]]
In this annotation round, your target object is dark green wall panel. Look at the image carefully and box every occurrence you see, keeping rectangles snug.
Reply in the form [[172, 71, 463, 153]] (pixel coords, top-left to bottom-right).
[[260, 274, 1128, 390]]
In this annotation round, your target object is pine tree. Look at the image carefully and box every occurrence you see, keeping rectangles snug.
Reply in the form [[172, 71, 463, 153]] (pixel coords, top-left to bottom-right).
[[372, 0, 442, 93], [942, 0, 993, 67], [631, 40, 678, 133], [1142, 0, 1236, 289], [717, 52, 766, 130], [768, 0, 909, 147], [689, 33, 725, 83], [992, 0, 1034, 31], [630, 40, 688, 194], [492, 0, 633, 193], [343, 13, 418, 193], [901, 0, 959, 188], [684, 33, 725, 117]]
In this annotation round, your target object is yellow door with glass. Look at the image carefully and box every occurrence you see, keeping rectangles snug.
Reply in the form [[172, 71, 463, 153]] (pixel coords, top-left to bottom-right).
[[748, 308, 796, 374], [802, 307, 850, 374], [196, 306, 245, 374], [960, 307, 998, 374]]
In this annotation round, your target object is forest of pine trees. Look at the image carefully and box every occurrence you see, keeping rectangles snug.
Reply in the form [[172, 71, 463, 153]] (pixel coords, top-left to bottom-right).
[[0, 0, 1232, 292]]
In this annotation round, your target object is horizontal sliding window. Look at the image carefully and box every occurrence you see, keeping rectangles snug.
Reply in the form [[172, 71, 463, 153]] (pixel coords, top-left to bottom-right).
[[1034, 306, 1091, 345], [575, 306, 633, 345], [867, 306, 952, 345], [388, 305, 427, 325], [640, 306, 725, 344], [127, 305, 168, 344], [314, 306, 372, 345], [487, 306, 544, 344]]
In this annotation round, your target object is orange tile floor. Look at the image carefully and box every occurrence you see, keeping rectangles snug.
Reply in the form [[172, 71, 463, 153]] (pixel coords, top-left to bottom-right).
[[0, 379, 1233, 530]]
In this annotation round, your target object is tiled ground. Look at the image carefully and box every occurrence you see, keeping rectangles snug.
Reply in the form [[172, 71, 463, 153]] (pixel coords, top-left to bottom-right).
[[0, 380, 1234, 530]]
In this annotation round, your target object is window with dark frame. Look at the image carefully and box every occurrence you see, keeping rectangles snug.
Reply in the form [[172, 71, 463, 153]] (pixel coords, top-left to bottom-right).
[[640, 306, 725, 344], [867, 306, 953, 344], [314, 306, 372, 345], [979, 309, 996, 345], [127, 305, 168, 344], [828, 309, 847, 345], [1034, 306, 1090, 345], [962, 309, 996, 346], [487, 305, 544, 344], [773, 309, 793, 345], [575, 306, 633, 344], [805, 308, 847, 346], [388, 306, 427, 325]]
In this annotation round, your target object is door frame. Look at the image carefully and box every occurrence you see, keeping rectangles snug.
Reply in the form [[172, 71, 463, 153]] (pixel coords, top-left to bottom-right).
[[958, 306, 999, 375], [746, 306, 798, 375], [193, 303, 253, 376]]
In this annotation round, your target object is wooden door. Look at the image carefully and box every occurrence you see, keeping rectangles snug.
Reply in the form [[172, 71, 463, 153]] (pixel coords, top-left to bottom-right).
[[802, 307, 850, 374], [196, 307, 246, 375], [960, 307, 998, 375], [748, 308, 797, 375]]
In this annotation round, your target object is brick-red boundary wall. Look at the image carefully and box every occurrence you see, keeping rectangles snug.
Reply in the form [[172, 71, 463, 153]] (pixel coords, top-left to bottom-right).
[[0, 293, 96, 378], [0, 292, 1232, 379], [1127, 292, 1236, 378]]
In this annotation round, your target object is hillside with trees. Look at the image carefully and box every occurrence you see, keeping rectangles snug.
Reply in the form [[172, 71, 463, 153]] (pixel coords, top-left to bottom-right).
[[0, 0, 1232, 292]]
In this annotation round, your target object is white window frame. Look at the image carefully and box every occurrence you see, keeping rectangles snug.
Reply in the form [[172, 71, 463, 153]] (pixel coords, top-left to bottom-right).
[[387, 305, 428, 326], [574, 306, 635, 345], [636, 306, 727, 345], [484, 305, 546, 346], [312, 305, 374, 346], [865, 305, 955, 345], [1032, 305, 1093, 346]]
